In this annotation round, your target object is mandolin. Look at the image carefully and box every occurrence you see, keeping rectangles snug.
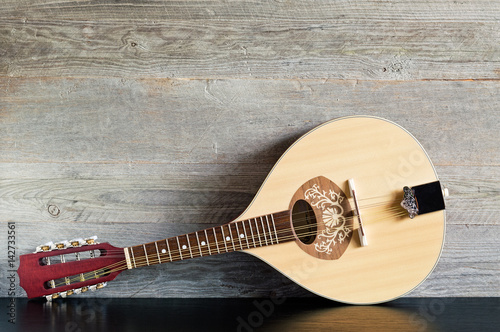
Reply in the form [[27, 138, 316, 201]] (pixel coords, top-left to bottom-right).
[[18, 116, 447, 304]]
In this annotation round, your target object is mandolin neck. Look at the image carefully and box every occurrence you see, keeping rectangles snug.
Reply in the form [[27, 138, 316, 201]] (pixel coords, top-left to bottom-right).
[[124, 211, 293, 269]]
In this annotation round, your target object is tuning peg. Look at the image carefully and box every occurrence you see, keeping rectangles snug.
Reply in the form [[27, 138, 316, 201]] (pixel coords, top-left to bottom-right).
[[84, 236, 98, 245], [54, 240, 71, 250], [45, 290, 69, 301], [37, 236, 98, 252], [96, 282, 107, 289], [44, 282, 107, 301], [36, 241, 55, 253], [68, 238, 85, 247], [46, 293, 61, 301], [88, 282, 107, 292]]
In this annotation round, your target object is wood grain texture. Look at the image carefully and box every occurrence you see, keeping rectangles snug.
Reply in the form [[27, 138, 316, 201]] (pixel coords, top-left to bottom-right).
[[1, 1, 499, 79], [1, 78, 498, 165], [0, 0, 499, 299], [2, 0, 499, 22]]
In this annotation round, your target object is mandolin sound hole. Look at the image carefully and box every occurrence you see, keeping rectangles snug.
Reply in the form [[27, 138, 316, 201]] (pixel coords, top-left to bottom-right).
[[291, 199, 318, 245]]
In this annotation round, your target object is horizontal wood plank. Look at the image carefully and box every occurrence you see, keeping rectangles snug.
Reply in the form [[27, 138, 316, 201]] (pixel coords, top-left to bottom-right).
[[1, 78, 498, 166], [1, 1, 499, 79], [2, 0, 499, 22]]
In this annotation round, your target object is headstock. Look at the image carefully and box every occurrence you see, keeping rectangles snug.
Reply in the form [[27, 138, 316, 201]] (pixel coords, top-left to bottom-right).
[[18, 236, 126, 301]]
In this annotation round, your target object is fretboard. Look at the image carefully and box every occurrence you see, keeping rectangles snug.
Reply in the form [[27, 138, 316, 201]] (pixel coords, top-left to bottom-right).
[[125, 211, 293, 269]]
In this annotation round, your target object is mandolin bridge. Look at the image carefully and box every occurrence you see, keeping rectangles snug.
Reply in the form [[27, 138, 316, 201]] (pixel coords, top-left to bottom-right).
[[401, 181, 447, 219]]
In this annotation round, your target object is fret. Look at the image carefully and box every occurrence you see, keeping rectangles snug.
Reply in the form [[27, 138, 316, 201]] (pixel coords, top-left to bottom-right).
[[186, 234, 194, 258], [156, 241, 168, 262], [234, 222, 244, 250], [278, 210, 295, 242], [154, 241, 162, 264], [195, 232, 203, 256], [139, 244, 147, 267], [180, 236, 191, 258], [155, 241, 168, 263], [220, 226, 229, 252], [176, 237, 184, 260], [130, 247, 137, 268], [270, 213, 279, 244], [143, 244, 150, 266], [146, 242, 160, 264], [187, 233, 201, 258], [248, 219, 257, 247], [204, 229, 212, 255], [253, 218, 262, 247], [260, 216, 269, 246], [242, 219, 250, 249], [265, 215, 274, 245], [212, 228, 221, 253], [140, 244, 146, 265], [227, 224, 236, 251], [165, 239, 173, 262], [121, 210, 292, 270]]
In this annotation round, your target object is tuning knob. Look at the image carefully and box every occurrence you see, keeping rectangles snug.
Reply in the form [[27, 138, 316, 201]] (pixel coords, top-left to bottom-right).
[[54, 240, 71, 250], [96, 282, 107, 289], [84, 236, 98, 245], [36, 241, 55, 253], [36, 236, 98, 252], [69, 238, 85, 247], [44, 282, 107, 301]]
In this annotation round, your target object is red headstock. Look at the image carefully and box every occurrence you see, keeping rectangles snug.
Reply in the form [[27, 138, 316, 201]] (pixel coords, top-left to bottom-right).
[[17, 237, 126, 300]]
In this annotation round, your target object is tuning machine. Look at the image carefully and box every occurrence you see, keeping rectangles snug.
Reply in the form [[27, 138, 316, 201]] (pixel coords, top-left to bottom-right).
[[35, 236, 98, 253], [54, 240, 71, 250], [84, 236, 99, 245], [62, 236, 98, 248], [68, 238, 85, 247], [35, 241, 55, 253], [45, 282, 107, 302]]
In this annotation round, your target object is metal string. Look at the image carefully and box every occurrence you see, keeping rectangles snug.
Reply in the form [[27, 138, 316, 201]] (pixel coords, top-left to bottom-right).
[[49, 204, 409, 289]]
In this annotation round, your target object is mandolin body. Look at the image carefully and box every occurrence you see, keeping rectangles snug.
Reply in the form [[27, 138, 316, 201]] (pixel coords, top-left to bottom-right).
[[237, 116, 445, 304]]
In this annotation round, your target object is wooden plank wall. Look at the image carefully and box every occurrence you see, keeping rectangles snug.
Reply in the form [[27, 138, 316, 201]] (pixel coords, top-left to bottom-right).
[[1, 1, 498, 298]]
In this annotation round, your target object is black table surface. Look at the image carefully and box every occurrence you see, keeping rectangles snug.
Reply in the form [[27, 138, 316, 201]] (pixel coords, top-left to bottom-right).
[[1, 297, 499, 332]]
